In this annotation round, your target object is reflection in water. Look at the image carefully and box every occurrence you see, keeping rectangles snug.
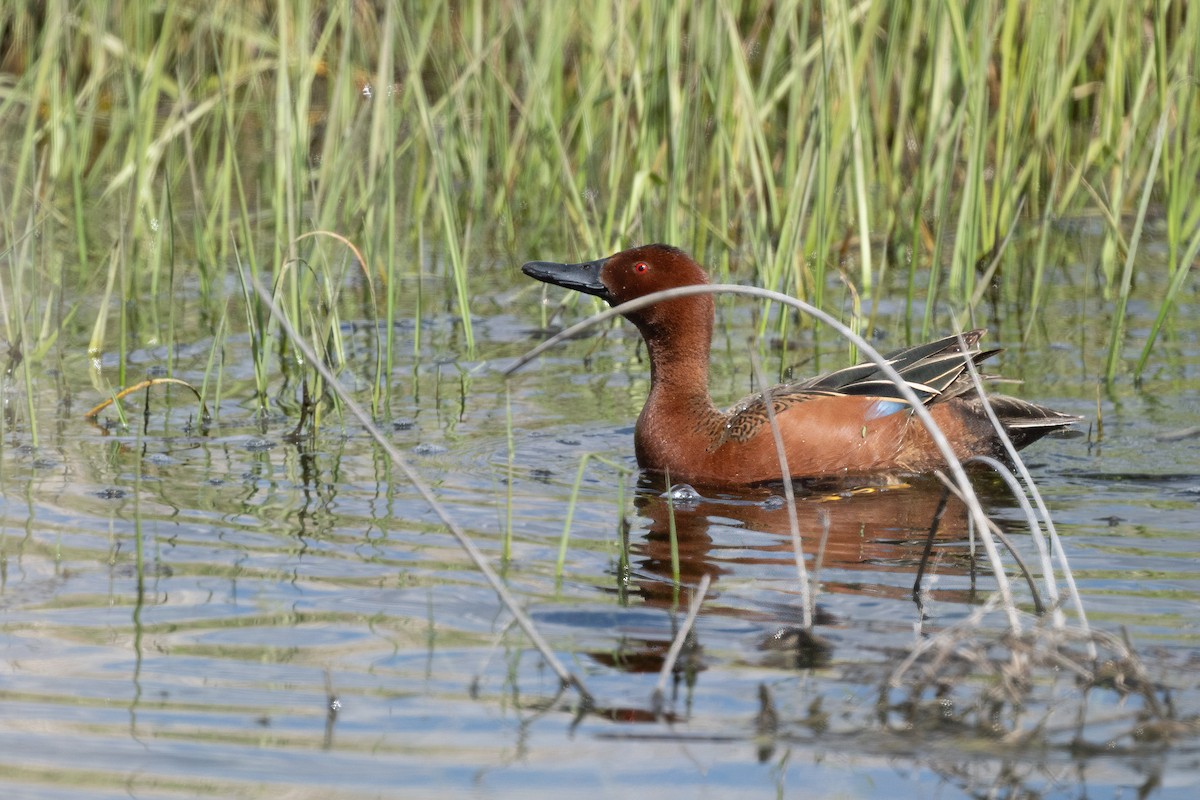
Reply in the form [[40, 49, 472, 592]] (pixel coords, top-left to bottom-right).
[[591, 475, 1007, 691], [589, 481, 1186, 797], [628, 475, 986, 610]]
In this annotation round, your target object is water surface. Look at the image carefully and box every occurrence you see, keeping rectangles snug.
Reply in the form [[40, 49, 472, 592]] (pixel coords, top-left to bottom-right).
[[1, 235, 1199, 798]]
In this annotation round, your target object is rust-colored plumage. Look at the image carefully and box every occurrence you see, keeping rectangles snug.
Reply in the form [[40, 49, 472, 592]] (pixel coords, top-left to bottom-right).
[[523, 244, 1079, 487]]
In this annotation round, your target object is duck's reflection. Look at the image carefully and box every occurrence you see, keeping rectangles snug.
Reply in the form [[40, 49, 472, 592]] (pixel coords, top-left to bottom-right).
[[589, 475, 1002, 684], [628, 475, 985, 609]]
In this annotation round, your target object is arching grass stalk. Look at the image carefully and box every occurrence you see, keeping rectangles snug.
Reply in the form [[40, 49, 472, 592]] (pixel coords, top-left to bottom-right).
[[294, 231, 383, 413], [506, 283, 1024, 631], [931, 471, 1044, 615], [262, 231, 372, 433], [748, 349, 814, 631], [651, 572, 710, 714], [251, 276, 591, 703], [952, 328, 1092, 654], [961, 458, 1051, 608]]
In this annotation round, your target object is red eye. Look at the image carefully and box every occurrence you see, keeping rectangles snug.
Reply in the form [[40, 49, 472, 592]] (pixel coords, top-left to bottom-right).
[[634, 262, 649, 274]]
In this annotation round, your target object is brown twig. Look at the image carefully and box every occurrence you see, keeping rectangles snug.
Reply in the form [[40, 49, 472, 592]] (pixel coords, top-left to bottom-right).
[[84, 377, 211, 424]]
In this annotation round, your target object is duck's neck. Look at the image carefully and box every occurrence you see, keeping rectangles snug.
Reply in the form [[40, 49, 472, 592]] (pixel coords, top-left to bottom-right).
[[640, 298, 717, 395], [644, 327, 714, 404], [632, 300, 726, 468]]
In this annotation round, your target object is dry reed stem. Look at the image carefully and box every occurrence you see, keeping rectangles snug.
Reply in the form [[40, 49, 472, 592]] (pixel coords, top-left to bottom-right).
[[509, 282, 1022, 627], [652, 572, 711, 714], [251, 272, 593, 704]]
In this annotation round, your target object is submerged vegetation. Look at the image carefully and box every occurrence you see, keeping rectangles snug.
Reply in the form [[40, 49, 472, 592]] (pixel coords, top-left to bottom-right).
[[0, 0, 1197, 404]]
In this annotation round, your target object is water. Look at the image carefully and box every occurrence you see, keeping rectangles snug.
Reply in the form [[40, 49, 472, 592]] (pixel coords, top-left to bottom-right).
[[1, 238, 1199, 798]]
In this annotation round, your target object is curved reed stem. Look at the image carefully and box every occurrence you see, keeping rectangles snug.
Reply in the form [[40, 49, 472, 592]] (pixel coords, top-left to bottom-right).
[[509, 282, 1029, 630], [253, 273, 593, 703]]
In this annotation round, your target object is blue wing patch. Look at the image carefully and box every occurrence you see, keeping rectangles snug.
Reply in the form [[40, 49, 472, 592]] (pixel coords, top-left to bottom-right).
[[865, 399, 908, 420]]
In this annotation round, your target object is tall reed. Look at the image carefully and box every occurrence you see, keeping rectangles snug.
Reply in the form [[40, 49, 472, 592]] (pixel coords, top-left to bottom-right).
[[0, 1, 1194, 402]]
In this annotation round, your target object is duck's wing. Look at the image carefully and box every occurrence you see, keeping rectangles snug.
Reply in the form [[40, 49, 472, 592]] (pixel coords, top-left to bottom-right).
[[718, 330, 998, 445], [790, 329, 998, 404], [718, 330, 1081, 452]]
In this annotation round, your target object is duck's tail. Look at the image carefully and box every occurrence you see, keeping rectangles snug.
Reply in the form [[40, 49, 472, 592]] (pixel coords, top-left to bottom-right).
[[968, 394, 1083, 450]]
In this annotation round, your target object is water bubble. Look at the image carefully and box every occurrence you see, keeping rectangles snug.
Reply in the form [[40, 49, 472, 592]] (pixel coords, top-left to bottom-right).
[[663, 483, 701, 502]]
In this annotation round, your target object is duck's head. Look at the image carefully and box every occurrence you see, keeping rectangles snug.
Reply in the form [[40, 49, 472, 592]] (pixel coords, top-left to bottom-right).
[[522, 243, 712, 335]]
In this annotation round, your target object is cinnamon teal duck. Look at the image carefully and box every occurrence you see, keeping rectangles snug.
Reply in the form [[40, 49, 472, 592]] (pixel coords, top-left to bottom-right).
[[523, 244, 1080, 486]]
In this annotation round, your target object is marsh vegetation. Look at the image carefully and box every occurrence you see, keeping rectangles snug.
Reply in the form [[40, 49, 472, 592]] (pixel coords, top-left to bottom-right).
[[1, 3, 1198, 797]]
